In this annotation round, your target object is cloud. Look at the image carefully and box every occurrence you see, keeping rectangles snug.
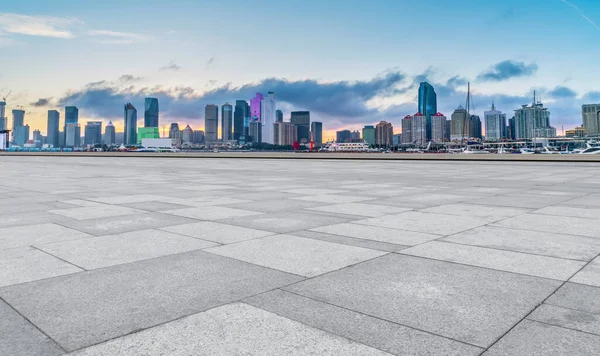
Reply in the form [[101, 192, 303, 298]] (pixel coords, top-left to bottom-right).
[[88, 30, 145, 44], [119, 74, 143, 83], [583, 91, 600, 102], [30, 98, 52, 107], [0, 13, 80, 38], [548, 86, 577, 98], [206, 57, 215, 69], [159, 60, 182, 71], [560, 0, 600, 32], [476, 60, 538, 82]]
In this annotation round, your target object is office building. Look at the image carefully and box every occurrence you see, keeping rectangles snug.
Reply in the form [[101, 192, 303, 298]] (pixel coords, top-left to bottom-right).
[[33, 129, 42, 144], [63, 106, 79, 147], [470, 115, 482, 139], [362, 125, 375, 146], [514, 100, 553, 139], [192, 130, 205, 143], [205, 104, 219, 142], [182, 125, 194, 143], [401, 115, 412, 144], [169, 123, 180, 139], [221, 103, 233, 141], [450, 105, 470, 141], [582, 104, 600, 136], [508, 117, 516, 140], [144, 98, 159, 128], [484, 104, 507, 141], [444, 120, 451, 141], [138, 127, 159, 144], [375, 121, 393, 147], [249, 119, 262, 143], [274, 121, 298, 146], [418, 82, 437, 140], [234, 100, 250, 140], [84, 121, 103, 145], [13, 124, 29, 146], [431, 112, 447, 143], [64, 123, 80, 147], [250, 93, 263, 121], [46, 110, 60, 147], [0, 100, 6, 130], [311, 121, 323, 146], [566, 126, 587, 137], [124, 103, 137, 145], [291, 111, 310, 143], [276, 110, 283, 123], [411, 113, 427, 146], [104, 121, 116, 145], [336, 130, 352, 143], [12, 109, 25, 144], [260, 92, 276, 144]]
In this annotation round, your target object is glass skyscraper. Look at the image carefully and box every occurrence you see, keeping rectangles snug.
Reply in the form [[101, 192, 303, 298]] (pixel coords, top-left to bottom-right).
[[234, 100, 250, 140], [124, 103, 138, 145], [418, 82, 437, 141], [205, 104, 219, 142], [221, 103, 233, 141], [47, 110, 60, 147], [291, 111, 310, 143], [144, 98, 159, 128]]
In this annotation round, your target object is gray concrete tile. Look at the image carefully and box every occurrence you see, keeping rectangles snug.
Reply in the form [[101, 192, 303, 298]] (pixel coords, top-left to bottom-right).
[[245, 290, 483, 356], [162, 206, 262, 220], [307, 203, 411, 217], [284, 188, 349, 195], [355, 211, 494, 235], [160, 219, 276, 243], [88, 194, 166, 204], [0, 250, 303, 351], [285, 254, 561, 348], [570, 257, 600, 287], [422, 203, 530, 219], [311, 222, 440, 246], [290, 230, 408, 252], [0, 223, 91, 250], [292, 194, 377, 204], [532, 206, 600, 219], [118, 200, 191, 211], [48, 205, 145, 220], [0, 299, 64, 356], [0, 247, 83, 287], [546, 283, 600, 315], [57, 212, 198, 236], [442, 226, 600, 261], [206, 234, 386, 277], [68, 303, 391, 356], [528, 304, 600, 336], [483, 320, 600, 356], [224, 198, 329, 213], [400, 241, 586, 280], [469, 194, 571, 209], [0, 211, 73, 228], [36, 229, 218, 269], [217, 211, 351, 234], [493, 213, 600, 238]]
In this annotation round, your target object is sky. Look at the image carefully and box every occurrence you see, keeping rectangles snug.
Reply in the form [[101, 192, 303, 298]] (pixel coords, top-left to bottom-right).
[[1, 0, 600, 140]]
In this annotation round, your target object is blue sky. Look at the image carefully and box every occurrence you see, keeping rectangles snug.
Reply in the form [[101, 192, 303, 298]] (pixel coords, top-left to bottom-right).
[[1, 0, 600, 138]]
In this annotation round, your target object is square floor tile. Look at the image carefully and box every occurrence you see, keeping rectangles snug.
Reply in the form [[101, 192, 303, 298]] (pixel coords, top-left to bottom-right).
[[493, 214, 600, 238], [0, 247, 82, 287], [48, 205, 145, 220], [422, 203, 530, 219], [307, 203, 410, 217], [217, 212, 351, 234], [206, 234, 386, 277], [162, 206, 262, 220], [68, 303, 390, 356], [285, 254, 560, 347], [119, 201, 192, 212], [292, 195, 377, 204], [160, 221, 276, 244], [570, 257, 600, 287], [0, 223, 90, 250], [36, 229, 218, 269], [532, 206, 600, 220], [546, 283, 600, 315], [528, 304, 600, 336], [0, 250, 303, 351], [311, 223, 440, 246]]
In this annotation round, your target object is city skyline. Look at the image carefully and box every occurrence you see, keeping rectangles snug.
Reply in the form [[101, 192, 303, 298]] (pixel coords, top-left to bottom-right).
[[2, 0, 600, 137]]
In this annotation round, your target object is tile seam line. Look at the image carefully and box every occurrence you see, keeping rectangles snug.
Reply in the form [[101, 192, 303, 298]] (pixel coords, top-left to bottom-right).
[[524, 317, 600, 338], [0, 296, 68, 354], [289, 229, 408, 252], [29, 245, 88, 271], [543, 301, 600, 317], [480, 251, 600, 354], [272, 288, 486, 351]]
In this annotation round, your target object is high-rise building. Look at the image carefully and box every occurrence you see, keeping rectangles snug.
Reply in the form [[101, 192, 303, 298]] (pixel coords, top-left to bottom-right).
[[249, 118, 262, 143], [0, 117, 5, 131], [124, 103, 137, 145], [444, 120, 451, 141], [33, 129, 42, 144], [64, 106, 79, 147], [192, 130, 205, 143], [484, 103, 507, 141], [46, 110, 60, 147], [508, 117, 516, 140], [84, 121, 102, 145], [274, 121, 298, 146], [582, 104, 600, 136], [137, 127, 159, 144], [221, 103, 233, 141], [514, 100, 553, 139], [182, 125, 194, 143], [65, 106, 78, 125], [418, 82, 437, 140], [470, 115, 482, 139], [205, 104, 219, 142], [450, 105, 470, 141], [64, 123, 80, 147], [12, 109, 24, 128], [260, 92, 276, 144], [375, 121, 393, 147], [311, 121, 323, 146], [234, 100, 250, 140], [14, 124, 30, 146], [250, 93, 263, 121], [291, 111, 310, 143], [144, 98, 159, 128], [169, 123, 180, 139], [362, 125, 375, 146], [336, 130, 352, 143], [11, 109, 25, 144], [104, 121, 116, 145], [431, 112, 447, 143], [411, 113, 427, 146], [276, 110, 283, 123], [0, 100, 6, 130], [401, 115, 412, 144]]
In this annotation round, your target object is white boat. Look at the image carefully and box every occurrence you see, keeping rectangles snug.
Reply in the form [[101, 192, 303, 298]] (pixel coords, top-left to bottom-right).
[[579, 146, 600, 154], [462, 144, 490, 154], [519, 148, 536, 154]]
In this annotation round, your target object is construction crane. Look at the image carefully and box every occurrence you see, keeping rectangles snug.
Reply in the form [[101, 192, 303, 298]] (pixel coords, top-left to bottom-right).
[[2, 91, 11, 102]]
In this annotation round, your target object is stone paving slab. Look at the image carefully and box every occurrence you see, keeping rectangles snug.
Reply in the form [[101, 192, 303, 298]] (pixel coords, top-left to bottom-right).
[[310, 222, 440, 246], [493, 213, 600, 238], [528, 304, 600, 336], [160, 221, 277, 244], [570, 256, 600, 287], [546, 282, 600, 315], [0, 223, 91, 250], [217, 211, 351, 234]]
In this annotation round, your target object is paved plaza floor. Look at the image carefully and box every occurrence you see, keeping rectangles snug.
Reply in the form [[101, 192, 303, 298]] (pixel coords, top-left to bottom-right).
[[1, 156, 600, 355]]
